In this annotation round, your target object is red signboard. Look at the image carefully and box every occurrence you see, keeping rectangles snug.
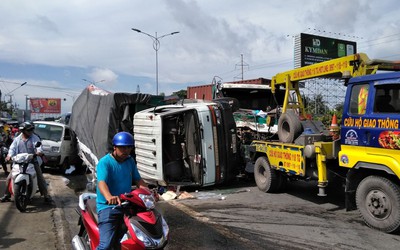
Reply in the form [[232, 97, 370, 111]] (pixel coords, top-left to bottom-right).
[[30, 98, 61, 114]]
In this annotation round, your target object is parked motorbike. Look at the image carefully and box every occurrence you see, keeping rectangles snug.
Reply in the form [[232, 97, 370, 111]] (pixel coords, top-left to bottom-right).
[[72, 188, 169, 250], [8, 152, 39, 212]]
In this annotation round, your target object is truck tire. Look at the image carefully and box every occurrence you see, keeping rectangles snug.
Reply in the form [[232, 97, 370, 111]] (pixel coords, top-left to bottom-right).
[[277, 171, 288, 191], [254, 156, 280, 193], [356, 176, 400, 233], [277, 111, 302, 143]]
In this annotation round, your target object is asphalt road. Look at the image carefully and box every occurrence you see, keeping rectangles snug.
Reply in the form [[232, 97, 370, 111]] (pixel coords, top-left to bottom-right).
[[1, 168, 400, 250]]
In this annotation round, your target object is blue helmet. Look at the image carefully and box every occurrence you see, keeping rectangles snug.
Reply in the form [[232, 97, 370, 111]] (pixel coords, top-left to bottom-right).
[[112, 132, 134, 146]]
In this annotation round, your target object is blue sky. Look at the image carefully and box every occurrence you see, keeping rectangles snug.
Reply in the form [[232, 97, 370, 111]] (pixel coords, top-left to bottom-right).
[[0, 0, 399, 113]]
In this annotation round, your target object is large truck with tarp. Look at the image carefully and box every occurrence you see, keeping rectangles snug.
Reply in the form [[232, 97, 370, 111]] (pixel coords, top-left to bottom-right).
[[247, 53, 400, 233], [69, 85, 163, 185]]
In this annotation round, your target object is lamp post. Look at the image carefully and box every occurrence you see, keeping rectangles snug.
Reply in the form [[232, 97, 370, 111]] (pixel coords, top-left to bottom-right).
[[25, 95, 30, 122], [82, 79, 105, 85], [4, 81, 27, 103], [131, 28, 179, 95], [66, 93, 76, 103]]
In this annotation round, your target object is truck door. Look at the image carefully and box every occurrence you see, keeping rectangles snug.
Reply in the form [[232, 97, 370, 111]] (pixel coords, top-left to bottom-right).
[[372, 82, 400, 150], [60, 127, 74, 162], [341, 83, 371, 149]]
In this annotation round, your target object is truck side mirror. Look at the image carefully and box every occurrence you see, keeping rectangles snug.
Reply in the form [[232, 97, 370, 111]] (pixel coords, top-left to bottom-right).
[[35, 141, 42, 147]]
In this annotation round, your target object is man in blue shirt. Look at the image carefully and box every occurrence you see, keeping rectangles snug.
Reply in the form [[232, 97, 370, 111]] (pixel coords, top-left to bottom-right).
[[96, 131, 148, 250]]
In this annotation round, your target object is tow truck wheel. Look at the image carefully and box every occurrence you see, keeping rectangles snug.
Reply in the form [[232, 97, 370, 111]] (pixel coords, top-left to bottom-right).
[[254, 156, 280, 193], [278, 110, 302, 143], [356, 176, 400, 233]]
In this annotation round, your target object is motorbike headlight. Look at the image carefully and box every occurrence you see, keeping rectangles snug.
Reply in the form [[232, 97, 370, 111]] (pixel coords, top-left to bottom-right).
[[131, 223, 158, 248], [138, 193, 155, 210]]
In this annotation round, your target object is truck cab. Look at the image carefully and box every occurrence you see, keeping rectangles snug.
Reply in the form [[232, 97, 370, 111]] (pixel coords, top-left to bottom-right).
[[133, 99, 239, 187], [340, 73, 400, 232]]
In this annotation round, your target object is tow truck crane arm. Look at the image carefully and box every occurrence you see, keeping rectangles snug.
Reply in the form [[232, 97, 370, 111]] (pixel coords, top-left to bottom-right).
[[271, 53, 400, 117]]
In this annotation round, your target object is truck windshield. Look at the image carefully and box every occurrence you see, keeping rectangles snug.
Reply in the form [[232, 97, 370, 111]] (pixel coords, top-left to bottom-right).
[[34, 124, 63, 142], [374, 84, 400, 113], [222, 88, 285, 110]]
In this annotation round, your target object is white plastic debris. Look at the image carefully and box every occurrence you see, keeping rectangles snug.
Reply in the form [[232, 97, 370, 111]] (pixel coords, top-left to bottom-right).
[[65, 165, 76, 175]]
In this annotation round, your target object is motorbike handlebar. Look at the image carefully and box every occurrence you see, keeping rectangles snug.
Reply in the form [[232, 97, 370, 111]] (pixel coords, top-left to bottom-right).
[[112, 201, 129, 210]]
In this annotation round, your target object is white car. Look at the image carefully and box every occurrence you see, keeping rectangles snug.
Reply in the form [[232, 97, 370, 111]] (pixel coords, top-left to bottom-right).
[[33, 121, 81, 173]]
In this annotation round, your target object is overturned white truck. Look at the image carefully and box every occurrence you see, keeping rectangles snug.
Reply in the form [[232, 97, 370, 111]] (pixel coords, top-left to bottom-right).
[[134, 99, 240, 187], [70, 85, 240, 188]]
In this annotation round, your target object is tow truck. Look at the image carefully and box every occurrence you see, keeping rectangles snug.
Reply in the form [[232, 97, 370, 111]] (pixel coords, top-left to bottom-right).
[[250, 53, 400, 233]]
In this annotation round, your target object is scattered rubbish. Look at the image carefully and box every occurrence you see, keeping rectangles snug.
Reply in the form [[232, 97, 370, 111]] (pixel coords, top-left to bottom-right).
[[194, 192, 219, 200], [62, 177, 70, 186], [161, 191, 177, 201], [65, 165, 76, 175], [232, 189, 251, 194], [177, 191, 195, 200]]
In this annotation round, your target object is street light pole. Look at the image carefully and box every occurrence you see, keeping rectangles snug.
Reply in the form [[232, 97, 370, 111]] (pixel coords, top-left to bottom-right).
[[82, 79, 105, 85], [66, 94, 76, 103], [5, 81, 28, 103], [131, 28, 179, 95]]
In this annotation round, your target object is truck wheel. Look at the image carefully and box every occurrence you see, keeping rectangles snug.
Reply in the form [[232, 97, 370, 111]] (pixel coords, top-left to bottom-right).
[[278, 111, 302, 143], [356, 176, 400, 233], [277, 171, 288, 191], [254, 156, 280, 193]]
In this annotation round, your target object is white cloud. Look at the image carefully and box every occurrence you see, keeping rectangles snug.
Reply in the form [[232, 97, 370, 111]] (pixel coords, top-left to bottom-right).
[[0, 0, 399, 113], [87, 68, 118, 86]]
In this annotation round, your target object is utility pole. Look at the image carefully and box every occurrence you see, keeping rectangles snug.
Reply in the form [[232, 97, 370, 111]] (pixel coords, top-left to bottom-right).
[[234, 54, 249, 81], [25, 95, 29, 111]]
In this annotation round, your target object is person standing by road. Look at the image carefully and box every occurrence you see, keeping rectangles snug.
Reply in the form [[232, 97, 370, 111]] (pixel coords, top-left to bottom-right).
[[96, 131, 148, 250], [0, 122, 51, 202]]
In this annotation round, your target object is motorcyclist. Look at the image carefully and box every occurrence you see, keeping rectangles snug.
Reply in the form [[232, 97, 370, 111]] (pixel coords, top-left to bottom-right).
[[0, 124, 8, 175], [0, 122, 51, 203], [96, 131, 149, 250]]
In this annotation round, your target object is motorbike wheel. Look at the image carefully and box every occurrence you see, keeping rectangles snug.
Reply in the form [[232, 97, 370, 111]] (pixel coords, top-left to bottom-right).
[[14, 181, 28, 212], [81, 228, 91, 250]]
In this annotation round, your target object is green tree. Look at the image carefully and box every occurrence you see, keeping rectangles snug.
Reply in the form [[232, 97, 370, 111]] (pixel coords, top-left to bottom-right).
[[0, 100, 13, 117], [304, 93, 330, 115], [172, 89, 187, 99]]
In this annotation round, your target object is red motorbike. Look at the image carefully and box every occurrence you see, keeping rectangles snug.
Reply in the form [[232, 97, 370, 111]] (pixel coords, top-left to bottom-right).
[[72, 188, 169, 249]]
